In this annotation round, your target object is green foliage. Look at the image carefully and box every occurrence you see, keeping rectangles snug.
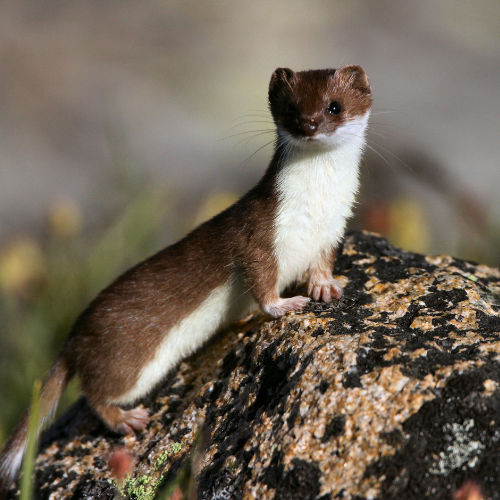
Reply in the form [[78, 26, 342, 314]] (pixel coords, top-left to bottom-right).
[[120, 473, 160, 500], [115, 443, 184, 500], [20, 380, 41, 500], [169, 442, 183, 455], [154, 442, 192, 500], [154, 451, 170, 471], [154, 442, 183, 471]]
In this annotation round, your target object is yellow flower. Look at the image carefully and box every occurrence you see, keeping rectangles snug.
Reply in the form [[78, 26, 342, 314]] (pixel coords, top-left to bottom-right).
[[47, 199, 83, 240], [0, 237, 46, 298], [388, 198, 430, 253]]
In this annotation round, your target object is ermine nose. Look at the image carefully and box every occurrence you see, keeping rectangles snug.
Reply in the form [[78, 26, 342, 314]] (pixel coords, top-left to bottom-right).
[[302, 120, 317, 136]]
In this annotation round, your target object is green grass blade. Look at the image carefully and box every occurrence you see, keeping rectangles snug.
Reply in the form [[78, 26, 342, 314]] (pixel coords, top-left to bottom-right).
[[20, 379, 42, 500]]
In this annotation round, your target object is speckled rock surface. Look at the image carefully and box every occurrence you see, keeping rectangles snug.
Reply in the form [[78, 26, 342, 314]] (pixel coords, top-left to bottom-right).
[[9, 231, 500, 499]]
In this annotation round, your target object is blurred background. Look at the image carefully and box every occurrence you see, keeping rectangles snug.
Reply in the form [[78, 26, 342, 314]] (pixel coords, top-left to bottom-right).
[[0, 0, 499, 448]]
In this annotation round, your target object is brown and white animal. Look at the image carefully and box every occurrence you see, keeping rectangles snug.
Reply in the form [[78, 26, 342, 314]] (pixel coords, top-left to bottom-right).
[[0, 65, 371, 491]]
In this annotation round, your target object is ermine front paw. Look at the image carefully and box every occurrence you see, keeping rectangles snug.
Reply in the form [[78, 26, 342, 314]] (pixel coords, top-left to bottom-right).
[[263, 296, 311, 318], [308, 278, 343, 302]]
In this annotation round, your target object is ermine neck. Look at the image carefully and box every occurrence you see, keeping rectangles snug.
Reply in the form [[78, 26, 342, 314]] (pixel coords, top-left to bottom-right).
[[272, 133, 365, 171], [272, 137, 365, 290], [279, 137, 365, 178]]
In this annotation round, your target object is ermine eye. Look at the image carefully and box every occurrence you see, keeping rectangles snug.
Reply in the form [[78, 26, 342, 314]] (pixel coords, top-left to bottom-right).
[[285, 103, 296, 114], [327, 101, 341, 115]]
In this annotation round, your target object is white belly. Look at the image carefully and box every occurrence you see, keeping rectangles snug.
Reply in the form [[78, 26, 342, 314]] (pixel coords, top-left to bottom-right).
[[274, 142, 362, 291], [113, 273, 255, 405]]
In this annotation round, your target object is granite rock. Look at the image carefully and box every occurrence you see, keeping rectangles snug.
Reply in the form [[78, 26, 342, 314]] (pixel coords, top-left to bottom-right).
[[9, 232, 500, 499]]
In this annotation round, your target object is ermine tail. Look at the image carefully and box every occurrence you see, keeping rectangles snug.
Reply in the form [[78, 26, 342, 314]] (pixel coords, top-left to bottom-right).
[[0, 358, 71, 494]]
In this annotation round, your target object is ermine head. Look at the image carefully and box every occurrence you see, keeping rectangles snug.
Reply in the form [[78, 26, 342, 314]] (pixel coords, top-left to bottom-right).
[[268, 65, 372, 149]]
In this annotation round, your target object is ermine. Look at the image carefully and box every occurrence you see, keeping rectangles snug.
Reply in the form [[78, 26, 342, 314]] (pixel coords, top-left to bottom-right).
[[0, 65, 371, 491]]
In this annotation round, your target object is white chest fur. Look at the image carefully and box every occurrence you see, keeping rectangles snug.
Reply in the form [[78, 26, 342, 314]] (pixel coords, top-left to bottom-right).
[[274, 139, 364, 291]]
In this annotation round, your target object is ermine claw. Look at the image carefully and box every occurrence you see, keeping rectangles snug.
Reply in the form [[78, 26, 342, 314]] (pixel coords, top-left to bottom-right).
[[308, 279, 343, 303]]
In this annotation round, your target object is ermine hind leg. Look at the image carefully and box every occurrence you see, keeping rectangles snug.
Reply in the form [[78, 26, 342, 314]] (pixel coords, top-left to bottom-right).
[[95, 403, 149, 435]]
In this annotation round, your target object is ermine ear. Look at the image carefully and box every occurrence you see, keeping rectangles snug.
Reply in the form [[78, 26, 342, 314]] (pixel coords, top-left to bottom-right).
[[337, 65, 371, 94], [269, 67, 295, 99]]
